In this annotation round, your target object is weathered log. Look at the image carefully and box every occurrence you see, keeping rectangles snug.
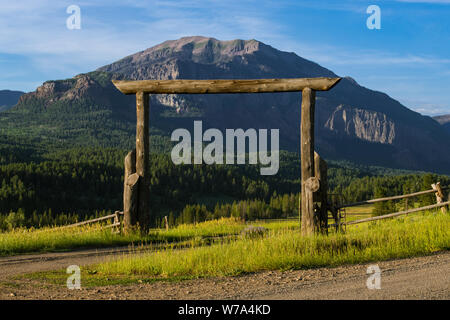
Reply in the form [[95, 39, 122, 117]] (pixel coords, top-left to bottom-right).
[[300, 87, 316, 236], [314, 152, 328, 234], [112, 78, 341, 95], [344, 201, 450, 226], [339, 188, 438, 208], [305, 177, 320, 192], [63, 213, 117, 228], [431, 182, 447, 214], [136, 92, 150, 229], [123, 150, 139, 232]]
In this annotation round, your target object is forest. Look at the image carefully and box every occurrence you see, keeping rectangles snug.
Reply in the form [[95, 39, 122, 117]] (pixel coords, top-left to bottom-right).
[[1, 143, 448, 230]]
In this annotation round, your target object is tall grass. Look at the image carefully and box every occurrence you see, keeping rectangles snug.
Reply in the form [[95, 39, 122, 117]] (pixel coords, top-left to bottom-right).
[[91, 212, 450, 279], [0, 225, 142, 256], [0, 217, 293, 256]]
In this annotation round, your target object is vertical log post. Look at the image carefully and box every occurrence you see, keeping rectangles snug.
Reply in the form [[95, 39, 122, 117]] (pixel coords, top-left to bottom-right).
[[431, 182, 447, 214], [301, 87, 316, 236], [123, 149, 139, 233], [113, 211, 121, 234], [136, 92, 150, 229], [314, 152, 328, 234], [164, 215, 169, 231]]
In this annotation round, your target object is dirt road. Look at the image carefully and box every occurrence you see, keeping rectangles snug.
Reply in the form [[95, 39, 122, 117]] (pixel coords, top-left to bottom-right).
[[0, 248, 448, 300]]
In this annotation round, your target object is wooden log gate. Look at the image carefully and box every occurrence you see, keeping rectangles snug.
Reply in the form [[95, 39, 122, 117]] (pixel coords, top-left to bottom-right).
[[63, 211, 123, 233], [332, 184, 449, 227], [112, 77, 341, 235]]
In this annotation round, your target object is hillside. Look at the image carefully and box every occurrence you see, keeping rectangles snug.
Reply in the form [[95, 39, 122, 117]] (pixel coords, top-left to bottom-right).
[[433, 114, 450, 134], [0, 90, 24, 112], [2, 36, 450, 173]]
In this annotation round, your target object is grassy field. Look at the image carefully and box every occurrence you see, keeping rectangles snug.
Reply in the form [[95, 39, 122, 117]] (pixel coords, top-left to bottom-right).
[[0, 225, 143, 256], [0, 218, 297, 256], [25, 210, 450, 286]]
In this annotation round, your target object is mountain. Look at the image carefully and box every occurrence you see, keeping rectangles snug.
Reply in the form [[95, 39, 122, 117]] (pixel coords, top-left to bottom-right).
[[433, 114, 450, 134], [0, 90, 24, 112], [2, 36, 450, 173]]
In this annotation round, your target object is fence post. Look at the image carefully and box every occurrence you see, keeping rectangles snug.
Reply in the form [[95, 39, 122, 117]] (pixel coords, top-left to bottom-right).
[[136, 92, 150, 229], [164, 215, 169, 231], [314, 152, 328, 234], [123, 149, 139, 233], [113, 211, 120, 234], [431, 182, 447, 214], [300, 87, 316, 236]]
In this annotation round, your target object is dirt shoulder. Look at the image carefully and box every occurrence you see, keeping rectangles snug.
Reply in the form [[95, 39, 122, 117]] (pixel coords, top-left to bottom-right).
[[0, 247, 448, 300]]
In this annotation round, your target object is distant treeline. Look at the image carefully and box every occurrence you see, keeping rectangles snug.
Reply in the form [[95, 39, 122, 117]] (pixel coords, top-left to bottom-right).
[[0, 147, 449, 230]]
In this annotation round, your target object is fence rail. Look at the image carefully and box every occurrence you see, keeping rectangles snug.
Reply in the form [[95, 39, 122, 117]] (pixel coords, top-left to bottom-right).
[[342, 201, 449, 226], [338, 186, 449, 209], [331, 182, 449, 227], [63, 211, 123, 233]]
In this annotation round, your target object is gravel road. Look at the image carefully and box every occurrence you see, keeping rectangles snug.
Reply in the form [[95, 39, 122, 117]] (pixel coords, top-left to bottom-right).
[[0, 248, 448, 300]]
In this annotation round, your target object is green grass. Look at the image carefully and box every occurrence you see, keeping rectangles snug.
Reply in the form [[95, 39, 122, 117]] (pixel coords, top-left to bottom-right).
[[26, 210, 447, 287], [0, 225, 143, 256], [0, 217, 297, 256]]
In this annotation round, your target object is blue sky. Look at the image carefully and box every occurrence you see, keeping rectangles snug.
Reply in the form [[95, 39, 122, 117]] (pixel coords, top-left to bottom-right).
[[0, 0, 449, 115]]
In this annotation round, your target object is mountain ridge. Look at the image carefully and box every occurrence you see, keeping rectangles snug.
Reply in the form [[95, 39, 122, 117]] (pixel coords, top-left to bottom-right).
[[3, 36, 450, 173], [0, 89, 24, 112], [433, 114, 450, 134]]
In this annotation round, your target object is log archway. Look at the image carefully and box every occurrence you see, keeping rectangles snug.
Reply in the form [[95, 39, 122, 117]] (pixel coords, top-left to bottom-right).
[[112, 77, 341, 235]]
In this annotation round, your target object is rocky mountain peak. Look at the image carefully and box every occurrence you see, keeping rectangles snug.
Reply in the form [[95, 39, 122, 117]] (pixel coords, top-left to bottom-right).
[[130, 36, 270, 63], [96, 36, 314, 80], [8, 36, 450, 172]]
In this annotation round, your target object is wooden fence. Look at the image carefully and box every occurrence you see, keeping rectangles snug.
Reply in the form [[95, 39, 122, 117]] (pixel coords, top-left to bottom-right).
[[63, 211, 123, 233], [333, 182, 449, 227], [57, 183, 446, 234]]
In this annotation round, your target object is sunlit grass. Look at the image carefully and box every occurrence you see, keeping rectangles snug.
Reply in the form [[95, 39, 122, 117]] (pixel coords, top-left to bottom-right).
[[88, 211, 449, 280], [0, 217, 296, 256], [0, 224, 142, 256]]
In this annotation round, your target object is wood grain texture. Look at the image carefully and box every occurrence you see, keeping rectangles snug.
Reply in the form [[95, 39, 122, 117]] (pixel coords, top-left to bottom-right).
[[300, 87, 316, 236], [112, 78, 341, 94], [432, 182, 447, 214], [136, 92, 150, 229], [314, 152, 328, 234], [123, 149, 138, 233]]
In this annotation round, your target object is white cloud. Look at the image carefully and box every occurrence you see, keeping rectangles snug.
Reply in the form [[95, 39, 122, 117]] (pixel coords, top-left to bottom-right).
[[1, 0, 449, 115], [0, 0, 284, 80]]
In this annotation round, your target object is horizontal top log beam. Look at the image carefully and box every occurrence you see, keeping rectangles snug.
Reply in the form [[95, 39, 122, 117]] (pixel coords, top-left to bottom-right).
[[112, 77, 341, 95]]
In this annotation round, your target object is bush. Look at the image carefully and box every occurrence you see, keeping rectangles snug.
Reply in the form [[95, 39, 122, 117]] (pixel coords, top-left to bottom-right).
[[4, 209, 26, 230]]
